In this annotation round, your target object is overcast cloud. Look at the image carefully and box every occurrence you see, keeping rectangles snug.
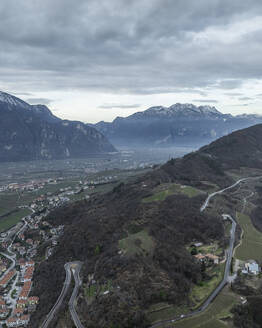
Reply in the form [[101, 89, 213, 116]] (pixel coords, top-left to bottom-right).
[[0, 0, 262, 122]]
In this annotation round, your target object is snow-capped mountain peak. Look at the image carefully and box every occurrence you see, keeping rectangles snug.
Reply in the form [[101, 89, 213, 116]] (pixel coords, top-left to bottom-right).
[[0, 91, 30, 109], [142, 103, 222, 117]]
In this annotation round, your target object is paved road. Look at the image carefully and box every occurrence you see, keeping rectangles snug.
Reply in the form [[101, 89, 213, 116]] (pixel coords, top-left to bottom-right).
[[40, 261, 84, 328], [40, 263, 72, 328], [69, 262, 85, 328], [1, 220, 28, 275], [150, 176, 262, 328]]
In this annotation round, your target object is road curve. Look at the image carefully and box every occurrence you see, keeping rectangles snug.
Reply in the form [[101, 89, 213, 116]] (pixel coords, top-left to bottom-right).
[[69, 262, 85, 328], [151, 176, 261, 328], [200, 176, 262, 212], [40, 263, 72, 328]]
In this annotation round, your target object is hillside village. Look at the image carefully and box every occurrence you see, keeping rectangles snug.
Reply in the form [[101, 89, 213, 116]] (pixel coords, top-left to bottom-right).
[[0, 209, 64, 327], [0, 172, 122, 327]]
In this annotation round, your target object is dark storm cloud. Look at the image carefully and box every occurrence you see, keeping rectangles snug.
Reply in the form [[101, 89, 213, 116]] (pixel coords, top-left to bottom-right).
[[0, 0, 262, 93], [26, 98, 53, 105]]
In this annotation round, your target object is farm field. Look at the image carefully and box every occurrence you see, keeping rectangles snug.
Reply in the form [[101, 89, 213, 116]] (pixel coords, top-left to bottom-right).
[[235, 212, 262, 262], [172, 288, 238, 328], [0, 208, 31, 232], [119, 230, 155, 256], [142, 183, 204, 203], [190, 263, 225, 309]]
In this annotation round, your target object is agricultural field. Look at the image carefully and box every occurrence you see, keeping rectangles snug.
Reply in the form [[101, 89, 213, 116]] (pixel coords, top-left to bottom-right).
[[147, 303, 188, 324], [172, 288, 239, 328], [190, 263, 225, 308], [142, 183, 204, 203], [0, 208, 31, 232], [235, 212, 262, 262]]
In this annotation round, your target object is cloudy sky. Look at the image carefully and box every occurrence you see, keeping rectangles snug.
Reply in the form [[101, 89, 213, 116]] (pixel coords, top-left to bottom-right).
[[1, 0, 262, 123]]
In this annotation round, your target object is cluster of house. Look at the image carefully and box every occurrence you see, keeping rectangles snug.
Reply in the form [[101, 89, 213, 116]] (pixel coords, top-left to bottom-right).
[[20, 260, 34, 283], [191, 242, 220, 265], [0, 296, 9, 318], [6, 314, 30, 327], [3, 260, 39, 326], [242, 260, 260, 275], [12, 238, 39, 259], [0, 270, 16, 288], [194, 253, 220, 264], [0, 177, 66, 194]]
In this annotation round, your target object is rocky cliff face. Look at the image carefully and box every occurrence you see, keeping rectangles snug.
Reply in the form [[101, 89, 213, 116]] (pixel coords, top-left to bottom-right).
[[94, 103, 262, 147], [0, 91, 116, 162]]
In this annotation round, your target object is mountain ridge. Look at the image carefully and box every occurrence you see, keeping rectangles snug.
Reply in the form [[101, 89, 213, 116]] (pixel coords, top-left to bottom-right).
[[0, 91, 116, 162], [93, 103, 262, 147]]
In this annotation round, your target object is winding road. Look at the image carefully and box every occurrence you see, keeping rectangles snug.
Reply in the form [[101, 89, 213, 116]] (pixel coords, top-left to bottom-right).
[[69, 263, 85, 328], [40, 261, 84, 328], [151, 176, 261, 328]]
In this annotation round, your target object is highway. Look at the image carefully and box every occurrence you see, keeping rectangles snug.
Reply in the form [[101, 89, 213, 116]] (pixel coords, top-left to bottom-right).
[[69, 263, 85, 328], [151, 176, 261, 328], [40, 261, 84, 328], [40, 263, 72, 328]]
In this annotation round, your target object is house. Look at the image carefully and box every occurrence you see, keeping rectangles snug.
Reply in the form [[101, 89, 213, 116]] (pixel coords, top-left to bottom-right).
[[13, 307, 24, 317], [17, 299, 27, 308], [244, 261, 260, 275], [18, 233, 25, 241], [19, 259, 26, 269], [0, 297, 6, 308], [20, 314, 30, 326], [192, 242, 203, 248], [194, 253, 206, 262], [6, 317, 20, 327], [0, 264, 7, 273], [0, 270, 16, 288], [28, 296, 39, 305], [206, 253, 219, 264], [0, 307, 9, 318]]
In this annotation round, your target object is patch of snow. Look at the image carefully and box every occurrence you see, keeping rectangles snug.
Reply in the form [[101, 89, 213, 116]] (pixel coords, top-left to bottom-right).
[[65, 148, 70, 157], [77, 123, 87, 135]]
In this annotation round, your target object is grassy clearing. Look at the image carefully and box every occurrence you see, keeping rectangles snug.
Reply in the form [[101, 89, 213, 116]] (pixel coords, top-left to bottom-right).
[[235, 212, 262, 261], [196, 243, 222, 256], [142, 184, 203, 203], [119, 230, 154, 256], [0, 208, 31, 232], [147, 303, 188, 324], [171, 288, 238, 328], [84, 280, 113, 302], [190, 263, 225, 308]]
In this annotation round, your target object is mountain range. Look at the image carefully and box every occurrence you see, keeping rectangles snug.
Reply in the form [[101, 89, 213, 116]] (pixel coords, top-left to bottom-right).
[[2, 90, 262, 163], [93, 103, 262, 147], [0, 91, 116, 162]]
